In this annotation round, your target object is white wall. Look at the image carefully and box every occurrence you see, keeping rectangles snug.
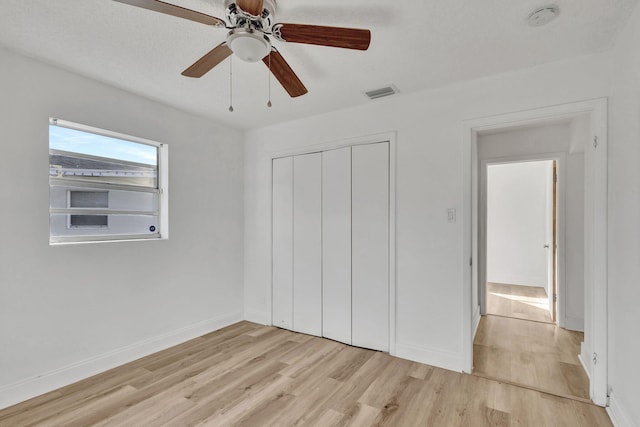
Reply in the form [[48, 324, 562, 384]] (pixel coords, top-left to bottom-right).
[[478, 124, 585, 330], [244, 52, 610, 370], [607, 3, 640, 425], [0, 46, 245, 408], [486, 161, 552, 288]]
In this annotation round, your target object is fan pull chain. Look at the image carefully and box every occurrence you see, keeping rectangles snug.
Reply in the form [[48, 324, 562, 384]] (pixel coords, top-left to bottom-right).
[[228, 56, 234, 113], [267, 51, 272, 108]]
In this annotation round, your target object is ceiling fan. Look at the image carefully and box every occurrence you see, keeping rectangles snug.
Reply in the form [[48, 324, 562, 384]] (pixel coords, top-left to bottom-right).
[[113, 0, 372, 98]]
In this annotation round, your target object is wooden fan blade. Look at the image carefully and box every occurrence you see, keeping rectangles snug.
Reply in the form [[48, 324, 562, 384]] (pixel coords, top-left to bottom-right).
[[113, 0, 225, 27], [236, 0, 264, 16], [263, 50, 308, 98], [182, 43, 233, 78], [274, 23, 371, 50]]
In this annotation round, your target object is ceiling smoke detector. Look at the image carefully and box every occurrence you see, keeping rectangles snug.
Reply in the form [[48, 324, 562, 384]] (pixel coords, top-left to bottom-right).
[[527, 5, 560, 27]]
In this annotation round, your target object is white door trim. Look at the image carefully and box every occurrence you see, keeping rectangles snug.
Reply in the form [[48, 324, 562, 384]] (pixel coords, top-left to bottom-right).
[[461, 98, 608, 406], [269, 132, 398, 356]]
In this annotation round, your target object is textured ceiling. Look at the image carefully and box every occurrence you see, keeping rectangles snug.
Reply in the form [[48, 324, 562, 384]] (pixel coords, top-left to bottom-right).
[[0, 0, 636, 130]]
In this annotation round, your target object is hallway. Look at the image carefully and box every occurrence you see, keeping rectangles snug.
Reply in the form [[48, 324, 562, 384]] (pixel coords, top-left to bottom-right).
[[473, 283, 589, 401], [485, 282, 552, 323]]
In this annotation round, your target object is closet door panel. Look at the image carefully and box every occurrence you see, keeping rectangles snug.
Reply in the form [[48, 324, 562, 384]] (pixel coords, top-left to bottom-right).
[[293, 153, 323, 335], [272, 157, 293, 329], [322, 147, 352, 344], [351, 142, 390, 352]]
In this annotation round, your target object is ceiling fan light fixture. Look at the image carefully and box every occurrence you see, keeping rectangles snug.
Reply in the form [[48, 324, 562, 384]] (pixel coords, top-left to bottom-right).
[[115, 0, 371, 98], [227, 28, 271, 62]]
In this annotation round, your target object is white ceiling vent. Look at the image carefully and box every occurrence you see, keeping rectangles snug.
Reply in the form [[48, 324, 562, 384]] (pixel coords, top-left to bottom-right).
[[365, 85, 399, 100]]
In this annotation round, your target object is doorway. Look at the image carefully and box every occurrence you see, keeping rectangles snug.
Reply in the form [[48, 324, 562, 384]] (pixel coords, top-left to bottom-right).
[[462, 98, 609, 406], [473, 157, 591, 400], [484, 160, 557, 325]]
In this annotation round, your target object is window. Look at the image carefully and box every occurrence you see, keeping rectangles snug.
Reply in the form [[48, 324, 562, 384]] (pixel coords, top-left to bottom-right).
[[70, 214, 109, 228], [49, 118, 168, 244], [68, 191, 109, 228]]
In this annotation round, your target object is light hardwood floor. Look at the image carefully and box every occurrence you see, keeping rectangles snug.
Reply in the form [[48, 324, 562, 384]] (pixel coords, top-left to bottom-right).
[[486, 282, 552, 323], [0, 321, 610, 426], [476, 283, 589, 402]]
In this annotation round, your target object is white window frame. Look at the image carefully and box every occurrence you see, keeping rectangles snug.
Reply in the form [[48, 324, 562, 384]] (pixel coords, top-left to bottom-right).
[[49, 118, 169, 244]]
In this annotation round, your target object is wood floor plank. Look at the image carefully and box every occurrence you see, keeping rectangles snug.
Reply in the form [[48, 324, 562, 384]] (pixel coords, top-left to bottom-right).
[[43, 385, 143, 427], [337, 402, 380, 427], [571, 398, 615, 427], [475, 283, 590, 401], [327, 346, 375, 382], [218, 390, 296, 427], [0, 321, 612, 427], [487, 282, 553, 323], [424, 370, 470, 426], [356, 356, 413, 409], [262, 376, 342, 426], [169, 367, 289, 425], [91, 390, 195, 427], [121, 321, 259, 372], [407, 361, 433, 380], [484, 377, 512, 414], [312, 408, 344, 427], [379, 374, 440, 426], [328, 352, 392, 415], [189, 373, 294, 426], [0, 369, 149, 427]]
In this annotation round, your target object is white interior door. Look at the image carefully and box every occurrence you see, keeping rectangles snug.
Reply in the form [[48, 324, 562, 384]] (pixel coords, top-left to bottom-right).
[[292, 153, 323, 336], [351, 142, 390, 352], [272, 157, 293, 329], [322, 147, 352, 344]]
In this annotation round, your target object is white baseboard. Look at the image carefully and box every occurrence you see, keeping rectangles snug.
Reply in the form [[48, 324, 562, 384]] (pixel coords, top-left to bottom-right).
[[488, 278, 548, 288], [607, 392, 636, 427], [580, 341, 592, 379], [472, 305, 481, 339], [577, 354, 590, 380], [0, 311, 242, 410], [395, 342, 463, 373], [561, 316, 584, 332], [244, 308, 269, 325]]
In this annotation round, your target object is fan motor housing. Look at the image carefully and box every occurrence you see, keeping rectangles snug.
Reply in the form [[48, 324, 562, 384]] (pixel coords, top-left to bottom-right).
[[225, 0, 276, 31]]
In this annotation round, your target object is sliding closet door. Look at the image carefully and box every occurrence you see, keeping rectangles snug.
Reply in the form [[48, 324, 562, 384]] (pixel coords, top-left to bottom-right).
[[351, 142, 389, 352], [322, 147, 352, 344], [272, 157, 293, 329], [292, 153, 323, 336]]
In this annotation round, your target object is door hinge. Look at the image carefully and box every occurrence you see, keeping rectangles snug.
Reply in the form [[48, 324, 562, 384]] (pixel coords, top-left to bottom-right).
[[553, 172, 558, 183], [469, 258, 473, 267], [593, 352, 598, 365], [593, 136, 599, 149], [554, 294, 557, 302]]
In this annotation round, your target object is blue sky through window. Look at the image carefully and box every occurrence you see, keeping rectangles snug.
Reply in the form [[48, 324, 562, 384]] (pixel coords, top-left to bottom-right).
[[49, 125, 157, 166]]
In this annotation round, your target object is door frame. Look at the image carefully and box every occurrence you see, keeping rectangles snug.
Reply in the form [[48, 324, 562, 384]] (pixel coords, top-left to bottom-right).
[[461, 98, 608, 406], [551, 160, 558, 322], [268, 131, 398, 356], [478, 155, 565, 325]]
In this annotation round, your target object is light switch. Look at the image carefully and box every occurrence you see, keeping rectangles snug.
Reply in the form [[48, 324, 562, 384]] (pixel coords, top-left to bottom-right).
[[447, 208, 456, 223]]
